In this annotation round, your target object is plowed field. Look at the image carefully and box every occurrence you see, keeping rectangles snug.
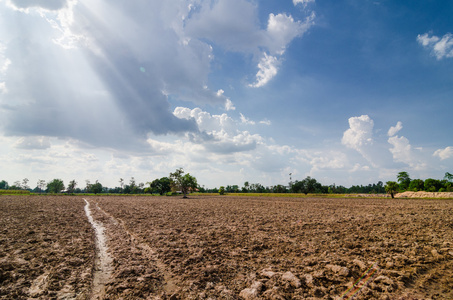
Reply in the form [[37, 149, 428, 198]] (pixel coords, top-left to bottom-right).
[[1, 195, 452, 299]]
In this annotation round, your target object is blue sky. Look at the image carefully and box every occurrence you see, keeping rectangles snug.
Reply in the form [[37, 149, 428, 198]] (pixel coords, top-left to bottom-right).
[[0, 0, 452, 189]]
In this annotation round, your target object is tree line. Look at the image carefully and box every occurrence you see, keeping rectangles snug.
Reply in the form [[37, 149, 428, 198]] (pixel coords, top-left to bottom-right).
[[384, 171, 453, 198], [1, 170, 451, 197], [0, 168, 197, 197]]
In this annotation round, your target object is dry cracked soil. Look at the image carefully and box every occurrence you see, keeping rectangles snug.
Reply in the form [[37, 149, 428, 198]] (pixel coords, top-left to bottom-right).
[[1, 195, 452, 299]]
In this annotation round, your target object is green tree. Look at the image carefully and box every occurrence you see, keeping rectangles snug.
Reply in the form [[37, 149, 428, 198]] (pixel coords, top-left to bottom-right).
[[89, 180, 103, 194], [408, 179, 424, 192], [444, 172, 453, 182], [22, 178, 29, 190], [147, 177, 171, 195], [272, 184, 287, 193], [385, 181, 399, 198], [291, 176, 321, 194], [169, 168, 198, 198], [219, 186, 226, 195], [397, 171, 411, 191], [424, 178, 442, 192], [67, 180, 77, 193], [37, 179, 46, 193], [129, 177, 138, 194], [242, 181, 250, 193], [119, 178, 124, 193], [11, 181, 22, 190], [47, 179, 65, 193], [0, 180, 8, 190]]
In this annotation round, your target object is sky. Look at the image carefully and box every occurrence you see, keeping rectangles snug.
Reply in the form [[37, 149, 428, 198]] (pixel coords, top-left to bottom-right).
[[1, 0, 452, 190]]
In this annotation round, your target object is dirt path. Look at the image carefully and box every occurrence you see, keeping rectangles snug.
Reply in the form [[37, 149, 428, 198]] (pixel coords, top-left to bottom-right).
[[84, 198, 177, 299], [84, 199, 113, 300]]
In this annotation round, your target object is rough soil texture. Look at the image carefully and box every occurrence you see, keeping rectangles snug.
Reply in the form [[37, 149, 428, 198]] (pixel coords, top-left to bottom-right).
[[1, 195, 453, 299], [92, 195, 453, 300], [0, 196, 94, 299]]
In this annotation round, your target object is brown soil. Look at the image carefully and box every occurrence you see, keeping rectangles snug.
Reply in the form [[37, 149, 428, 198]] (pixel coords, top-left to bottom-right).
[[0, 196, 94, 299], [1, 195, 453, 299]]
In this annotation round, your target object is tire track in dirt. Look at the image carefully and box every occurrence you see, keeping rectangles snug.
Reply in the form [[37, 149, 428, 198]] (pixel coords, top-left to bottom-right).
[[89, 199, 179, 298], [84, 199, 113, 300]]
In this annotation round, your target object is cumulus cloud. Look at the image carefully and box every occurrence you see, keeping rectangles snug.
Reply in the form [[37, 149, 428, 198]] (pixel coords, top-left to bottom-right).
[[0, 0, 315, 150], [265, 12, 314, 55], [388, 135, 412, 164], [388, 121, 403, 137], [249, 53, 280, 87], [341, 115, 395, 168], [342, 115, 374, 152], [1, 1, 239, 148], [417, 32, 453, 60], [185, 0, 314, 87], [434, 146, 453, 160], [173, 107, 263, 154], [387, 134, 426, 170]]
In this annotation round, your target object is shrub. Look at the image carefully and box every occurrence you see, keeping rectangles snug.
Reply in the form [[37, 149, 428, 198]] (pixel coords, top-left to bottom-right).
[[219, 186, 225, 195]]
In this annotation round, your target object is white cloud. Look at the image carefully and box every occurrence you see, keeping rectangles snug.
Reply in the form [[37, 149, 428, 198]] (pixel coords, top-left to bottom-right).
[[265, 12, 314, 55], [434, 146, 453, 160], [0, 42, 9, 93], [174, 107, 264, 154], [350, 163, 370, 172], [6, 0, 68, 11], [185, 1, 314, 88], [342, 115, 374, 152], [174, 107, 235, 133], [387, 135, 426, 170], [14, 136, 51, 150], [248, 11, 314, 87], [240, 113, 256, 125], [388, 121, 403, 137], [293, 0, 315, 6], [225, 99, 236, 111], [249, 53, 280, 88], [417, 32, 453, 60], [388, 135, 412, 164], [417, 33, 440, 46], [308, 151, 347, 171]]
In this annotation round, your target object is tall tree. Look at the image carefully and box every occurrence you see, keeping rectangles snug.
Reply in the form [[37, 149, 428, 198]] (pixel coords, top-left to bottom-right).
[[169, 168, 198, 198], [90, 180, 103, 194], [0, 180, 8, 190], [408, 179, 424, 192], [424, 178, 442, 192], [47, 179, 65, 193], [37, 179, 46, 193], [148, 177, 171, 195], [22, 178, 29, 190], [119, 178, 124, 192], [67, 180, 77, 193], [85, 180, 91, 193], [291, 176, 322, 194], [444, 172, 453, 182], [397, 171, 411, 191], [242, 181, 250, 193]]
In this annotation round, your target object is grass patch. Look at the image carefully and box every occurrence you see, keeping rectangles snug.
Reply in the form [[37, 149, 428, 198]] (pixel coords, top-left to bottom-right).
[[0, 190, 31, 195]]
